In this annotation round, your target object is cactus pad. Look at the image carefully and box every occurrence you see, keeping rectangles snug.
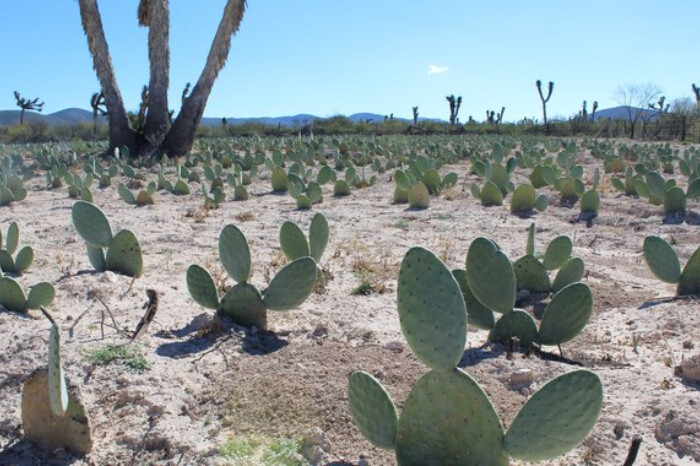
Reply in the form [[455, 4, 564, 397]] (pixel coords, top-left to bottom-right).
[[0, 276, 27, 312], [219, 224, 251, 283], [543, 236, 573, 270], [678, 246, 700, 296], [0, 250, 12, 273], [643, 236, 681, 284], [551, 257, 585, 292], [396, 369, 507, 465], [14, 246, 34, 273], [580, 190, 600, 214], [538, 283, 593, 346], [71, 201, 113, 248], [104, 230, 143, 278], [220, 283, 267, 329], [514, 255, 551, 293], [309, 213, 329, 263], [489, 309, 539, 348], [526, 223, 536, 257], [510, 184, 536, 213], [467, 238, 516, 314], [263, 257, 317, 311], [6, 221, 19, 254], [504, 369, 603, 461], [452, 269, 495, 330], [117, 183, 136, 205], [348, 371, 398, 450], [48, 323, 69, 416], [480, 181, 504, 206], [186, 265, 220, 310], [398, 248, 467, 370], [407, 182, 430, 209], [270, 166, 289, 192], [85, 244, 106, 272], [279, 221, 309, 260], [27, 283, 56, 310]]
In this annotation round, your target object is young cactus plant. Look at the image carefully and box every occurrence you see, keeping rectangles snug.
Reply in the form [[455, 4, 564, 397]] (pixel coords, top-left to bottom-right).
[[451, 235, 592, 349], [510, 183, 549, 214], [0, 173, 28, 206], [187, 224, 318, 330], [0, 276, 55, 313], [512, 223, 585, 294], [0, 221, 35, 274], [117, 181, 156, 206], [71, 201, 144, 278], [348, 247, 603, 464], [643, 236, 700, 296], [279, 213, 329, 266], [393, 170, 430, 209], [22, 308, 92, 454]]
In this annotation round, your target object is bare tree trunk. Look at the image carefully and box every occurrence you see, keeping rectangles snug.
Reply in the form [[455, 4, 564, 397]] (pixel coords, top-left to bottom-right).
[[79, 0, 136, 153], [163, 0, 246, 156], [541, 102, 548, 134], [19, 109, 25, 125], [142, 0, 171, 148]]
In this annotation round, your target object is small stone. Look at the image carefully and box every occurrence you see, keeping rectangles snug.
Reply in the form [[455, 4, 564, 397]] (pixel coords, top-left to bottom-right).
[[520, 387, 530, 396], [385, 341, 404, 353], [510, 368, 534, 386], [301, 428, 331, 465], [100, 271, 117, 283], [676, 353, 700, 382], [310, 323, 329, 339]]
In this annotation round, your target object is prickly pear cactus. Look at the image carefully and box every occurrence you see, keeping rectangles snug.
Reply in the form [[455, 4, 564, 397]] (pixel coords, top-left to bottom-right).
[[0, 277, 55, 313], [643, 236, 700, 296], [348, 247, 603, 464], [0, 221, 35, 274], [187, 224, 318, 330], [71, 201, 143, 278]]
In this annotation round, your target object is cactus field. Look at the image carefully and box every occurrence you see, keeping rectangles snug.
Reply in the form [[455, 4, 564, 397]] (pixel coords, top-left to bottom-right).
[[0, 135, 699, 465]]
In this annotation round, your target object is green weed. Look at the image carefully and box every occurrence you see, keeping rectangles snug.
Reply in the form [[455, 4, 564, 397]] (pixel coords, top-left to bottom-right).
[[218, 436, 308, 465], [86, 345, 152, 373]]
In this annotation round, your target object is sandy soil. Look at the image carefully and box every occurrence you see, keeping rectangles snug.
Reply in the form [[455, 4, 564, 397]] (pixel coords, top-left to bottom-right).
[[0, 140, 699, 465]]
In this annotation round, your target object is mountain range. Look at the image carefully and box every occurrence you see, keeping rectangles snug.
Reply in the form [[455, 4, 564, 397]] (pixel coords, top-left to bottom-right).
[[0, 106, 660, 127]]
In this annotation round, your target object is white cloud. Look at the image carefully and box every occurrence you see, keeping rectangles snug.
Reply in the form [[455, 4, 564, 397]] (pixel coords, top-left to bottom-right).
[[428, 64, 449, 75]]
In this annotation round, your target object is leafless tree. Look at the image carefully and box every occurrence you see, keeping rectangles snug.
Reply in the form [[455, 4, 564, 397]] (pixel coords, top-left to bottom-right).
[[669, 97, 697, 141], [613, 82, 662, 138]]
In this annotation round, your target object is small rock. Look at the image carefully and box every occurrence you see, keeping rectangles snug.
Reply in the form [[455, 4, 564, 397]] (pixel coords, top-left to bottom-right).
[[676, 353, 700, 382], [100, 271, 117, 283], [188, 313, 213, 332], [510, 368, 534, 386], [310, 323, 329, 339], [520, 387, 530, 396], [301, 428, 331, 465], [385, 341, 404, 353]]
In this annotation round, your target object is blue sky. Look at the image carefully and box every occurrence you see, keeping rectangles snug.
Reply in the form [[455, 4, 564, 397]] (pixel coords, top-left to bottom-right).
[[1, 1, 698, 122]]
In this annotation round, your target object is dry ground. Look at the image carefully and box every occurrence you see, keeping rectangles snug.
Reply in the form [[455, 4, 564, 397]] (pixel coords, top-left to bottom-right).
[[0, 144, 699, 465]]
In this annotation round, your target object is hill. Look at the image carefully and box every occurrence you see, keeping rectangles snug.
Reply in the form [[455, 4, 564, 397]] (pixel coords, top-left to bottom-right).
[[592, 105, 660, 122]]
